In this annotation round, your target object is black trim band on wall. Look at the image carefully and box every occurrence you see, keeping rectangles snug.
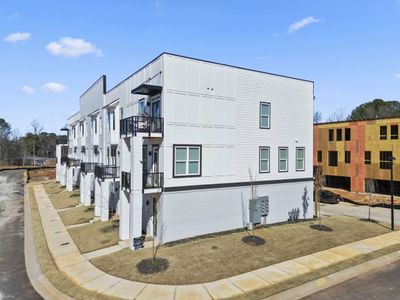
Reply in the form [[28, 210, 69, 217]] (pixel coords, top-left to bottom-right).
[[163, 177, 313, 192]]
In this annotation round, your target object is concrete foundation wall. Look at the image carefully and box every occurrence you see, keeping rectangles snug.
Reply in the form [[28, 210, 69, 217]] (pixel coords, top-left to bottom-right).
[[160, 180, 313, 243]]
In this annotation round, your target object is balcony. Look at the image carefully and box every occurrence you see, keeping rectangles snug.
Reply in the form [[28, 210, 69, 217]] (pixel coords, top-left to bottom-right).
[[66, 158, 81, 167], [61, 156, 68, 164], [94, 165, 119, 180], [120, 116, 163, 137], [80, 162, 98, 174], [121, 171, 131, 192], [143, 172, 164, 191]]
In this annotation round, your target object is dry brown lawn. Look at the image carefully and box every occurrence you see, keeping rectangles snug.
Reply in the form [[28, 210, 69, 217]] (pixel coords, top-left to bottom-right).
[[58, 205, 94, 226], [68, 220, 119, 253], [91, 215, 393, 285], [42, 181, 80, 209], [29, 184, 118, 300]]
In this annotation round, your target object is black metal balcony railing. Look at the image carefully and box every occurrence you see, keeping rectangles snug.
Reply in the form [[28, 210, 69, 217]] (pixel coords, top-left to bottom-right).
[[121, 171, 131, 192], [61, 156, 68, 164], [120, 116, 164, 136], [80, 162, 98, 174], [66, 158, 81, 167], [143, 172, 164, 190], [94, 165, 120, 180]]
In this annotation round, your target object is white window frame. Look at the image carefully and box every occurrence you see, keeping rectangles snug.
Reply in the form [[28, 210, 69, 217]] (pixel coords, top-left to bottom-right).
[[259, 147, 270, 173], [173, 145, 202, 177], [296, 147, 305, 171], [278, 147, 288, 172], [260, 102, 271, 129]]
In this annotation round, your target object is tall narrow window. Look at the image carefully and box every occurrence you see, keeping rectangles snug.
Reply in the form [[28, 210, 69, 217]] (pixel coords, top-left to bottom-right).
[[329, 129, 334, 141], [317, 151, 322, 163], [260, 102, 271, 129], [345, 128, 351, 141], [345, 151, 351, 164], [336, 129, 342, 141], [120, 108, 124, 120], [391, 125, 398, 140], [259, 147, 270, 173], [107, 112, 111, 131], [380, 151, 392, 169], [296, 147, 305, 171], [139, 99, 145, 115], [328, 151, 338, 166], [380, 126, 387, 140], [365, 151, 371, 165], [174, 145, 201, 177], [278, 147, 288, 172], [112, 111, 115, 130]]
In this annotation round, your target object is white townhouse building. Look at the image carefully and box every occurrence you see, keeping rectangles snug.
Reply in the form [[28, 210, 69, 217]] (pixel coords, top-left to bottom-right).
[[57, 53, 314, 250]]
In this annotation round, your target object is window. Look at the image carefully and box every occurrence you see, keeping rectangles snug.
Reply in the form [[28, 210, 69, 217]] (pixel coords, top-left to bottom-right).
[[296, 147, 305, 171], [345, 128, 351, 141], [142, 145, 148, 173], [73, 126, 76, 138], [174, 145, 201, 177], [120, 108, 124, 120], [365, 151, 371, 165], [336, 129, 342, 141], [111, 145, 117, 166], [317, 151, 322, 163], [92, 116, 97, 134], [328, 151, 338, 166], [107, 112, 111, 131], [260, 102, 271, 129], [259, 147, 270, 173], [139, 99, 146, 115], [391, 125, 398, 139], [278, 147, 288, 172], [329, 129, 334, 141], [81, 123, 84, 137], [380, 151, 392, 169], [380, 126, 387, 140], [345, 151, 351, 164]]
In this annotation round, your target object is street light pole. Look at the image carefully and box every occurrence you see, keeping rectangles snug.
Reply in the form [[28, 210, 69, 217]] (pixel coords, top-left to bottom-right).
[[390, 155, 396, 231]]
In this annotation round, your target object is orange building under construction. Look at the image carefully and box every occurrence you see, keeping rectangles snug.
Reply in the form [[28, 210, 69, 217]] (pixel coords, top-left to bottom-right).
[[314, 117, 400, 195]]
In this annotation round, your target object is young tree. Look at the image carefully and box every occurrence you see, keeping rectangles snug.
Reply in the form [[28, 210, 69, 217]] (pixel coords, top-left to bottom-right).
[[30, 120, 43, 165], [314, 166, 324, 227], [0, 118, 12, 165], [313, 111, 322, 124], [326, 108, 348, 122]]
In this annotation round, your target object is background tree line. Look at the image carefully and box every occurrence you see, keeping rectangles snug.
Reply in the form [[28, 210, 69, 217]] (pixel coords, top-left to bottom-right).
[[314, 99, 400, 124], [0, 118, 66, 166]]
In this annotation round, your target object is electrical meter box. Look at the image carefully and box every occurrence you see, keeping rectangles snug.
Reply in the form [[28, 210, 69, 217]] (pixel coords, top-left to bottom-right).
[[249, 198, 262, 224]]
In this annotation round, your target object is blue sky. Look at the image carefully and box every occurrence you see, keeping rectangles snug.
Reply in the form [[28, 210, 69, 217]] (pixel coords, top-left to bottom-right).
[[1, 0, 400, 134]]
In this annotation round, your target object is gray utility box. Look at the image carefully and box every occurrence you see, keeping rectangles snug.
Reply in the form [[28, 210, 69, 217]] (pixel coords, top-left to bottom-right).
[[249, 196, 269, 224]]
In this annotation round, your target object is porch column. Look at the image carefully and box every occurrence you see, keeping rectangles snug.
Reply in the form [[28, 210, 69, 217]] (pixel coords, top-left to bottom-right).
[[129, 135, 143, 250]]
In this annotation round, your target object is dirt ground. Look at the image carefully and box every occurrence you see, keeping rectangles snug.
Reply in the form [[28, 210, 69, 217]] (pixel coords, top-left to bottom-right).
[[91, 215, 393, 285], [27, 168, 55, 182], [326, 188, 400, 207]]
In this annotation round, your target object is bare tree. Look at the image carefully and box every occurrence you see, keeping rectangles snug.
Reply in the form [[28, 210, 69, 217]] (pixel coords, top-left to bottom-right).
[[314, 166, 324, 227], [313, 111, 322, 124], [30, 120, 43, 166], [326, 108, 348, 122]]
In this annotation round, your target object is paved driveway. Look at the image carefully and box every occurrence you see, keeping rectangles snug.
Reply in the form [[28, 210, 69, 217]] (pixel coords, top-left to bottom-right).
[[321, 201, 400, 227], [0, 170, 41, 299]]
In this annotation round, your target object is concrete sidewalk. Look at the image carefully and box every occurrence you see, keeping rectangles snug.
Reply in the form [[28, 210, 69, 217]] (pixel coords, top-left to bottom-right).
[[33, 184, 400, 300]]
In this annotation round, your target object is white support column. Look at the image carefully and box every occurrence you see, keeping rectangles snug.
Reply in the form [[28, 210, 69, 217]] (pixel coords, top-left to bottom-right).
[[94, 179, 101, 217], [80, 173, 85, 204], [119, 190, 130, 240], [129, 135, 143, 250], [100, 179, 111, 221], [84, 173, 94, 206], [66, 167, 73, 191]]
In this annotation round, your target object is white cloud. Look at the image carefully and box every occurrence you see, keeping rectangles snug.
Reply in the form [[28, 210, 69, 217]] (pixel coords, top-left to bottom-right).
[[42, 82, 67, 93], [288, 16, 320, 34], [21, 85, 35, 94], [46, 37, 103, 58], [395, 73, 400, 80], [4, 32, 31, 43]]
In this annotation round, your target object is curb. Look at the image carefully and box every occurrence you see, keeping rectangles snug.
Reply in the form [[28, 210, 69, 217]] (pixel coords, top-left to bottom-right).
[[264, 250, 400, 300], [24, 178, 74, 300]]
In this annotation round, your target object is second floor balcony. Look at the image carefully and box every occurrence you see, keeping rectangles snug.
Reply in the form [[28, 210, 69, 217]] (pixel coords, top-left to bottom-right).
[[120, 115, 163, 137], [121, 171, 131, 192], [65, 158, 81, 167], [143, 172, 164, 191], [80, 162, 98, 174], [94, 165, 119, 180]]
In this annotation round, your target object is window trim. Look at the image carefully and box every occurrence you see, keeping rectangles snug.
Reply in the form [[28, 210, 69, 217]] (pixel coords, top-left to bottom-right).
[[278, 146, 289, 173], [173, 144, 202, 178], [296, 147, 305, 172], [259, 146, 270, 173], [259, 102, 271, 129]]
